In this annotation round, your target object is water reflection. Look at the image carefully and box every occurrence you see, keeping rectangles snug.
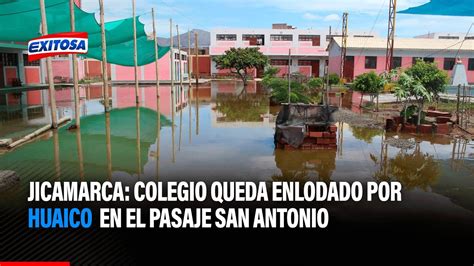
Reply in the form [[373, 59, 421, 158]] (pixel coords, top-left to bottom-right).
[[0, 81, 473, 213], [373, 143, 441, 191], [273, 149, 337, 182]]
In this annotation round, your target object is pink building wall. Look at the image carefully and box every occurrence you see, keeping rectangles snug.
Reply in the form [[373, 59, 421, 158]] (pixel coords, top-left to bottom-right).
[[349, 55, 474, 83], [51, 59, 71, 80], [114, 50, 186, 81]]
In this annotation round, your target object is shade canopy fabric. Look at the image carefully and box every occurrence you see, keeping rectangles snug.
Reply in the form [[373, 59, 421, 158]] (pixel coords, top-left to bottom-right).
[[399, 0, 474, 17], [0, 107, 171, 177], [0, 0, 170, 66]]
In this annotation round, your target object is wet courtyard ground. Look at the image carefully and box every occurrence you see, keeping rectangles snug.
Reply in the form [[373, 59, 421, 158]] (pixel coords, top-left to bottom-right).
[[1, 81, 473, 211], [1, 81, 473, 263]]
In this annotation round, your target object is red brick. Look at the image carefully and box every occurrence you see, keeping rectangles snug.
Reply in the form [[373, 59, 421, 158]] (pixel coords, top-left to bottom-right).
[[329, 125, 337, 132], [402, 124, 417, 134], [328, 138, 337, 144], [435, 123, 450, 134], [309, 132, 323, 138], [418, 124, 433, 134], [323, 132, 337, 138], [436, 116, 451, 124], [285, 145, 297, 150], [426, 110, 451, 118], [302, 143, 312, 150], [317, 138, 329, 144]]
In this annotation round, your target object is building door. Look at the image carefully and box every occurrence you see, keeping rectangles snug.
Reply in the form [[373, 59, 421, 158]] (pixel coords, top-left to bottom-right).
[[343, 56, 355, 81], [311, 60, 320, 77]]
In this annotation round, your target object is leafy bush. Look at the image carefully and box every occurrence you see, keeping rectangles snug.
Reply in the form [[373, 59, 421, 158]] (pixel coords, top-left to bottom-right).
[[307, 77, 324, 90], [269, 78, 311, 104], [325, 73, 340, 86]]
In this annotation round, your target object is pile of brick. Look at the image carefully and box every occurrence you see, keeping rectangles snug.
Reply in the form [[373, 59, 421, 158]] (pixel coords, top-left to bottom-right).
[[277, 124, 338, 150], [385, 109, 453, 135]]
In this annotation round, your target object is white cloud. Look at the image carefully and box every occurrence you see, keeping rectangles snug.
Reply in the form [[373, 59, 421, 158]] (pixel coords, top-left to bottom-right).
[[303, 12, 321, 20], [323, 14, 340, 22]]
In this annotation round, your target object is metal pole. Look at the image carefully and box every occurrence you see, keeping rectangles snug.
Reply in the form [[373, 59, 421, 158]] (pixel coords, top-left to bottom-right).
[[288, 48, 291, 103], [69, 0, 80, 128], [456, 84, 461, 124], [132, 0, 139, 104], [151, 8, 161, 179], [188, 30, 192, 86], [39, 0, 58, 128], [152, 9, 160, 98], [177, 25, 184, 90], [194, 32, 199, 86], [325, 65, 330, 106], [170, 19, 175, 118], [99, 0, 110, 112]]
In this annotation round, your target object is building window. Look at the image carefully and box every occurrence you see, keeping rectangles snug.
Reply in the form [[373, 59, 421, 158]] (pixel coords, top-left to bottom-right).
[[468, 58, 474, 71], [298, 60, 313, 66], [443, 58, 455, 70], [0, 53, 18, 66], [439, 36, 459, 40], [392, 57, 402, 68], [412, 57, 422, 65], [181, 54, 187, 61], [353, 35, 375, 38], [271, 59, 289, 66], [423, 57, 434, 63], [242, 34, 265, 46], [465, 36, 474, 40], [298, 35, 320, 46], [23, 54, 40, 66], [365, 56, 377, 69], [216, 34, 237, 41], [270, 34, 293, 41], [326, 34, 341, 41]]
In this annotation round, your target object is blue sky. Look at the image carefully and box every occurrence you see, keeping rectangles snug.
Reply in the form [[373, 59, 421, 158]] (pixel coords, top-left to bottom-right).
[[81, 0, 474, 38]]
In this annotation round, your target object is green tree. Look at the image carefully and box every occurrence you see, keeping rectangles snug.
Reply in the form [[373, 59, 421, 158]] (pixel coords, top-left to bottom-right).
[[325, 73, 340, 86], [213, 47, 269, 86], [307, 77, 324, 90], [396, 60, 448, 125], [352, 71, 384, 107]]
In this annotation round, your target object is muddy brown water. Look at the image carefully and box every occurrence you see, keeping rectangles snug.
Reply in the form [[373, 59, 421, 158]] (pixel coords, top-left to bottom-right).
[[0, 81, 473, 216]]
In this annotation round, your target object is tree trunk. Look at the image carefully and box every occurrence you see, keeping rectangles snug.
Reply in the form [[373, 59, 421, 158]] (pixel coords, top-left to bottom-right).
[[417, 100, 423, 126], [376, 93, 379, 112], [359, 92, 364, 107]]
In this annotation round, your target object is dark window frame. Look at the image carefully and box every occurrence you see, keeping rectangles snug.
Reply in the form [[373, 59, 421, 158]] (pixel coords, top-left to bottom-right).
[[270, 34, 293, 41], [365, 56, 377, 69], [271, 59, 290, 66], [443, 58, 455, 71], [298, 35, 321, 46], [392, 57, 402, 68], [468, 58, 474, 71], [216, 34, 237, 41]]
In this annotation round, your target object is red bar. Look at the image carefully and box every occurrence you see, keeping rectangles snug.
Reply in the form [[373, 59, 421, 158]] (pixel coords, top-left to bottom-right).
[[0, 263, 70, 266]]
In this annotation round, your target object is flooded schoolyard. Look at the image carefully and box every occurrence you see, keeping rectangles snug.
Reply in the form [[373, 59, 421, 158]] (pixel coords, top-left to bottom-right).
[[0, 81, 473, 215]]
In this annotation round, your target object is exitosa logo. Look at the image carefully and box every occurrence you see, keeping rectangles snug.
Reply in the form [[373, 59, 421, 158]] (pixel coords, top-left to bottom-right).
[[28, 32, 88, 62]]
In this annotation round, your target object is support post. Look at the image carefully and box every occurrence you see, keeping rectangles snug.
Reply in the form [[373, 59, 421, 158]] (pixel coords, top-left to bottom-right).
[[188, 30, 192, 86], [132, 0, 139, 104], [99, 0, 110, 112], [69, 0, 80, 127], [152, 8, 160, 98], [194, 32, 199, 86], [288, 48, 291, 104], [39, 0, 58, 128]]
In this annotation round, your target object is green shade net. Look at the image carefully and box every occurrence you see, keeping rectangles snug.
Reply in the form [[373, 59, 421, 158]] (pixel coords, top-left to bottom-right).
[[399, 0, 474, 17], [0, 107, 171, 178], [0, 0, 170, 66]]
